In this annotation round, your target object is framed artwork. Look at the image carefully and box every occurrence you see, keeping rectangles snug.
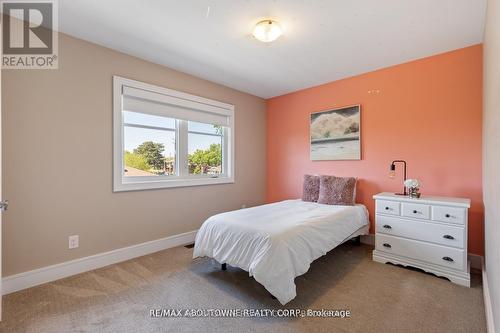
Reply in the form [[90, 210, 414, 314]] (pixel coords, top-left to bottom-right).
[[310, 104, 361, 160]]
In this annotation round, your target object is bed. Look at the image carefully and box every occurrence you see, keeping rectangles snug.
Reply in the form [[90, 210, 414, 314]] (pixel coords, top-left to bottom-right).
[[193, 199, 370, 305]]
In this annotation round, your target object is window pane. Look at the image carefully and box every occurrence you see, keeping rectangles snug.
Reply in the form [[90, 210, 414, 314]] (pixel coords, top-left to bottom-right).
[[188, 121, 222, 135], [124, 126, 176, 177], [188, 133, 223, 175], [123, 111, 175, 129]]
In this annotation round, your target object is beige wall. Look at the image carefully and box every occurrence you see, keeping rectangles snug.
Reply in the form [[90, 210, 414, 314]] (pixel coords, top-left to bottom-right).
[[484, 0, 500, 329], [1, 33, 267, 276]]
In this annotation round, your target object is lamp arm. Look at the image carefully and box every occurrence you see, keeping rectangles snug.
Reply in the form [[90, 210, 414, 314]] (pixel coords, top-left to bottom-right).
[[391, 160, 407, 195]]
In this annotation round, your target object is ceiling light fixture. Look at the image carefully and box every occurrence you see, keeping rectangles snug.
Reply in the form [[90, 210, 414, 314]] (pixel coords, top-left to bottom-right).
[[252, 19, 283, 43]]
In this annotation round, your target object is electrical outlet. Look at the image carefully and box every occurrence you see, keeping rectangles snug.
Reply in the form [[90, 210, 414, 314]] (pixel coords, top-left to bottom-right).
[[241, 204, 246, 209], [68, 235, 79, 249]]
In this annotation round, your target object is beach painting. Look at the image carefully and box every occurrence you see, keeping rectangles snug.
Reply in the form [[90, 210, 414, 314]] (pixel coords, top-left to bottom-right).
[[310, 105, 361, 160]]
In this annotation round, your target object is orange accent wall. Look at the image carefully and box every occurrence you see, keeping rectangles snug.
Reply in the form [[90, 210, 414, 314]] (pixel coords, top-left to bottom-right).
[[266, 44, 484, 255]]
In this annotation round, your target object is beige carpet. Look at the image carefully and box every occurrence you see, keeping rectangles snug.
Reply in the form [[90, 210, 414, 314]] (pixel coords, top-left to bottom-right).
[[0, 243, 486, 333]]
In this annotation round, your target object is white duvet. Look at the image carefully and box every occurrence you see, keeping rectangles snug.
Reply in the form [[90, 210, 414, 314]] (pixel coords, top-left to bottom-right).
[[193, 199, 369, 305]]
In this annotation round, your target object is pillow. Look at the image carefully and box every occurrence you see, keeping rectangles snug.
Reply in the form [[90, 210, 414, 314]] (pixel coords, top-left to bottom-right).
[[318, 175, 357, 206], [301, 174, 320, 202]]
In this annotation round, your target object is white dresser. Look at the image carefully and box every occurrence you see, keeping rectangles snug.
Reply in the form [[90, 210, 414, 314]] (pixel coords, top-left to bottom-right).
[[372, 192, 471, 287]]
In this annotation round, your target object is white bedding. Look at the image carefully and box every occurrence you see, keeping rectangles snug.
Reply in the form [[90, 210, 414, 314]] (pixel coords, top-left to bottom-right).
[[193, 199, 369, 305]]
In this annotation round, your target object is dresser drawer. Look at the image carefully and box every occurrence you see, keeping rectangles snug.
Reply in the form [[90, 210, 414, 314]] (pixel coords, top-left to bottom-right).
[[376, 200, 400, 216], [376, 215, 465, 249], [375, 234, 464, 271], [401, 202, 430, 220], [432, 206, 466, 225]]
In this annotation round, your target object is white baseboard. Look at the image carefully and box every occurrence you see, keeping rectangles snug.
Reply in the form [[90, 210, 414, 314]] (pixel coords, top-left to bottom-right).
[[360, 234, 375, 246], [2, 230, 198, 295], [482, 258, 496, 333], [2, 230, 486, 296], [468, 253, 483, 271]]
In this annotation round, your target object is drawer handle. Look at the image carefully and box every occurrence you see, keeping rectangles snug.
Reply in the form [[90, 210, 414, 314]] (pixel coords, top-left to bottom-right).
[[383, 225, 392, 229], [445, 214, 451, 218], [442, 256, 454, 262], [413, 210, 418, 214], [383, 243, 392, 248], [385, 206, 390, 210], [443, 235, 455, 240]]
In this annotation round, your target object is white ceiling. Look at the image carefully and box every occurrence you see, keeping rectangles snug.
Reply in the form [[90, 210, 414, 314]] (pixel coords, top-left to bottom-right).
[[59, 0, 487, 98]]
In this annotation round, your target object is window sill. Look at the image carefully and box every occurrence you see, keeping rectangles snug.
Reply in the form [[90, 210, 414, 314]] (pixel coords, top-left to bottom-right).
[[113, 176, 235, 192]]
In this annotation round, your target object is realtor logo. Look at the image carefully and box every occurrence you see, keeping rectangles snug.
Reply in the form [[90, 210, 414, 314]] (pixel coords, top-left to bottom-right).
[[1, 0, 58, 69]]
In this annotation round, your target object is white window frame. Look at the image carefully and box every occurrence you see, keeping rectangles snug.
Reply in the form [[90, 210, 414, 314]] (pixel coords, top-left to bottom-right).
[[113, 76, 234, 192]]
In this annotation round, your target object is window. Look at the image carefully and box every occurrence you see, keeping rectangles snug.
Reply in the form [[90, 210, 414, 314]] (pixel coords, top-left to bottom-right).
[[113, 76, 234, 191]]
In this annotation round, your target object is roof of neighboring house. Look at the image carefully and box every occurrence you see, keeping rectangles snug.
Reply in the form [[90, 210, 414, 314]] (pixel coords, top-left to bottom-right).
[[124, 166, 156, 177]]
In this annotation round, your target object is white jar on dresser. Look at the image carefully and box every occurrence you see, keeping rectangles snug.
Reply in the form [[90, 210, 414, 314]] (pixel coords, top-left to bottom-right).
[[372, 192, 471, 287]]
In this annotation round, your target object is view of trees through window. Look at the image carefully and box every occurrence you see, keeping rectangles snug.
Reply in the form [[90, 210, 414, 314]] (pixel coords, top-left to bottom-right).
[[188, 122, 223, 175], [124, 141, 175, 177], [188, 143, 222, 175], [123, 119, 223, 177]]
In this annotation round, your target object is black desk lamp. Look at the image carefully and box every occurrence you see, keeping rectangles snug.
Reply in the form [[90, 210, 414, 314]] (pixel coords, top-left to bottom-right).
[[389, 160, 407, 196]]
